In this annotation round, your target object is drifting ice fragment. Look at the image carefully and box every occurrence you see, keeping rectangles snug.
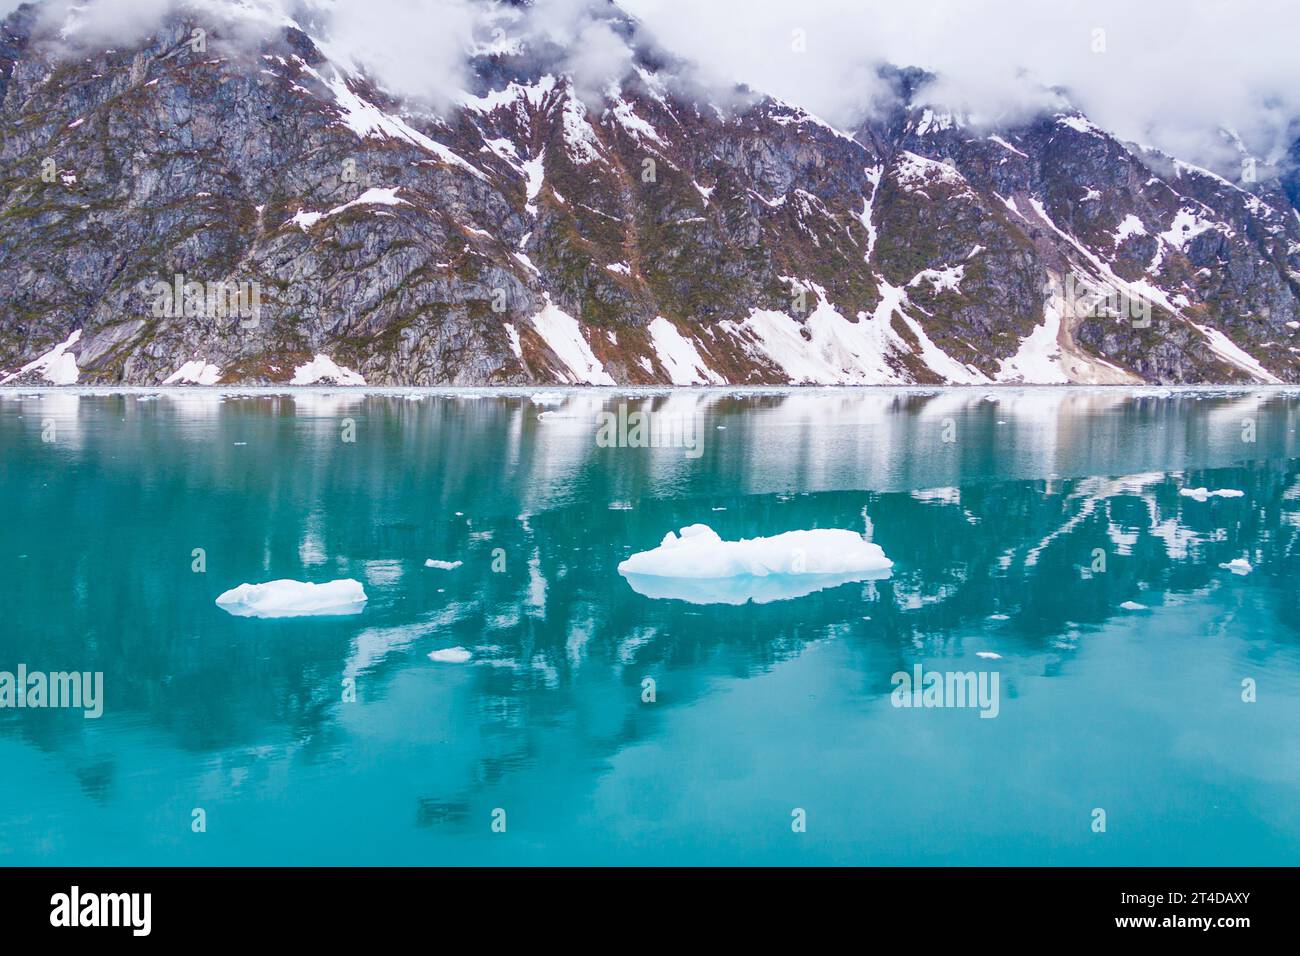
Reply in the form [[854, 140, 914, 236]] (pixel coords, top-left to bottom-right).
[[618, 524, 892, 605], [1219, 558, 1253, 575], [429, 646, 472, 663], [424, 559, 463, 570], [1179, 488, 1245, 501], [215, 579, 367, 618]]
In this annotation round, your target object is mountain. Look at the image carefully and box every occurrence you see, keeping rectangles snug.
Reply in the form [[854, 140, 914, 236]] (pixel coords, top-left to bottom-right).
[[2, 0, 1299, 386]]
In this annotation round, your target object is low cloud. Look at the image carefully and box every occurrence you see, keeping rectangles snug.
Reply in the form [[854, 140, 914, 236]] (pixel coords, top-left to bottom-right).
[[622, 0, 1300, 172], [7, 0, 1299, 175]]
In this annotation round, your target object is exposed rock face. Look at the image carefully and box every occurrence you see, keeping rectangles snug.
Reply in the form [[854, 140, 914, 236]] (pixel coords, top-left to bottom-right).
[[2, 1, 1299, 386]]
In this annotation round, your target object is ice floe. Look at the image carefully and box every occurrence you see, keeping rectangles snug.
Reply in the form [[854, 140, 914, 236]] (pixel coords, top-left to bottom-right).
[[1219, 558, 1253, 575], [1179, 487, 1245, 501], [618, 524, 892, 605], [428, 646, 472, 663], [215, 579, 368, 618], [424, 559, 462, 570]]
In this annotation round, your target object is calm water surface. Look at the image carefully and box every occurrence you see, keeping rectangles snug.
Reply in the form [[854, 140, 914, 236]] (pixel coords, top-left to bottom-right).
[[2, 388, 1299, 865]]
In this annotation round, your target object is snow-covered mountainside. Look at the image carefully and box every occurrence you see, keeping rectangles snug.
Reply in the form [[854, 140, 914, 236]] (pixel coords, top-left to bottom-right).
[[2, 0, 1300, 386]]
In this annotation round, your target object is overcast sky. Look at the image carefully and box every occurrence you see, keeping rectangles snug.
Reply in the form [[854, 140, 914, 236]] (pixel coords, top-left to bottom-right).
[[6, 0, 1299, 172]]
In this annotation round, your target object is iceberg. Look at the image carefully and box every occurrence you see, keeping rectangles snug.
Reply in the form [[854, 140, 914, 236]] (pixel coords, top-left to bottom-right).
[[1219, 558, 1253, 575], [429, 646, 472, 663], [215, 579, 368, 618], [1179, 487, 1245, 501], [424, 559, 463, 570], [618, 524, 892, 605]]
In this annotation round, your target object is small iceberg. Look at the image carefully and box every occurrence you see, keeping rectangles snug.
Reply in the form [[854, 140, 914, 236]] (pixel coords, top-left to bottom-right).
[[424, 559, 463, 570], [975, 651, 1002, 660], [429, 646, 472, 663], [618, 524, 892, 605], [215, 579, 367, 618], [1180, 487, 1245, 501], [1120, 600, 1148, 610], [1219, 558, 1253, 575]]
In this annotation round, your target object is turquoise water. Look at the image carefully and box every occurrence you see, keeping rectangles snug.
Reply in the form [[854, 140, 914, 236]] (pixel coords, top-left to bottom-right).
[[2, 388, 1299, 866]]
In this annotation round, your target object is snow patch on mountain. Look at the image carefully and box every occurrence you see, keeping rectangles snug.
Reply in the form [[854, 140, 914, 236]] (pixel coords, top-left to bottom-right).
[[163, 359, 221, 385], [1189, 321, 1281, 383], [529, 297, 615, 385], [909, 265, 965, 293], [522, 149, 546, 216], [291, 355, 366, 385], [647, 317, 723, 385], [1114, 214, 1148, 245], [988, 135, 1028, 158], [1, 329, 81, 385], [608, 96, 664, 145], [894, 152, 968, 195], [1160, 208, 1219, 250], [877, 280, 989, 384], [995, 300, 1069, 384], [322, 72, 486, 181], [560, 92, 604, 165], [290, 187, 408, 230], [460, 75, 556, 115]]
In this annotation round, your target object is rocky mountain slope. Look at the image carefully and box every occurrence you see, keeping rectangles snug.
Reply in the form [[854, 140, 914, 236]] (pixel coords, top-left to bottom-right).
[[2, 0, 1299, 386]]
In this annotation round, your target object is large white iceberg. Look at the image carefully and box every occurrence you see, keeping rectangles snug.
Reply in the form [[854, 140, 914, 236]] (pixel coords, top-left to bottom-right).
[[618, 524, 892, 605], [215, 579, 368, 618], [1179, 487, 1244, 501]]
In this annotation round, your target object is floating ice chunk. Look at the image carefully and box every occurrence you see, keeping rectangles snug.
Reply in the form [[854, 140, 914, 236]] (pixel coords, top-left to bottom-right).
[[215, 579, 367, 618], [618, 524, 892, 605], [1120, 600, 1148, 610], [424, 559, 463, 570], [988, 613, 1010, 621], [1219, 558, 1253, 575], [619, 524, 892, 578], [429, 646, 472, 663], [1180, 487, 1245, 501], [975, 651, 1002, 659]]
